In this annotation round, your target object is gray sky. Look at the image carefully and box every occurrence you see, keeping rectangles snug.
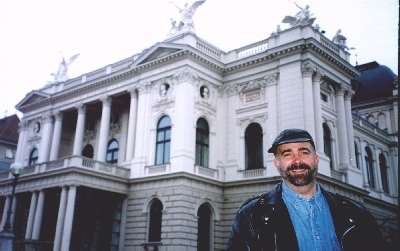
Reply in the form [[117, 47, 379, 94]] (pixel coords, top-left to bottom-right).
[[0, 0, 398, 118]]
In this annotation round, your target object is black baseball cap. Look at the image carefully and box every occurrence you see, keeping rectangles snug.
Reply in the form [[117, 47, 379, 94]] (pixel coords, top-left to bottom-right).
[[268, 128, 315, 154]]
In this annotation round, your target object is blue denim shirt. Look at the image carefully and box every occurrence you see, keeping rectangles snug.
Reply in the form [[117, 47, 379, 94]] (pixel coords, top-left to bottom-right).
[[282, 182, 342, 251]]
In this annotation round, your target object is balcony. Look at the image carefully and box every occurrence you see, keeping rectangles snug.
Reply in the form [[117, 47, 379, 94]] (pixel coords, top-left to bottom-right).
[[0, 156, 130, 181]]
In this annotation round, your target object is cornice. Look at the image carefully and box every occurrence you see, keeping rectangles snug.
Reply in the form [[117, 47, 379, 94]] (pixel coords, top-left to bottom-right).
[[18, 38, 360, 113]]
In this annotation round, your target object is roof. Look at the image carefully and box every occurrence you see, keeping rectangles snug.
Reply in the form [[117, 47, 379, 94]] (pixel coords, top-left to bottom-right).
[[0, 114, 20, 144], [352, 61, 397, 104]]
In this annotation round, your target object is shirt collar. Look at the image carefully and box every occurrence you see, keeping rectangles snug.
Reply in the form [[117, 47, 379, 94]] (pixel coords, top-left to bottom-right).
[[282, 181, 323, 205]]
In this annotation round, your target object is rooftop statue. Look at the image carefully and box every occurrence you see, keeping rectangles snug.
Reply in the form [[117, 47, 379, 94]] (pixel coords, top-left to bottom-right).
[[332, 29, 355, 51], [282, 2, 316, 27], [169, 0, 206, 32], [50, 54, 80, 83]]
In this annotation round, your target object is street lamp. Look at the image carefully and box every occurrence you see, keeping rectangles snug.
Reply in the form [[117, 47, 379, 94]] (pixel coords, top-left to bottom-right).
[[0, 163, 25, 251]]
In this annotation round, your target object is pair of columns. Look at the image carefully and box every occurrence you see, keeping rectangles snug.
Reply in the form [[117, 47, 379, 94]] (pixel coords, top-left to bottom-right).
[[0, 187, 77, 251], [301, 63, 356, 169]]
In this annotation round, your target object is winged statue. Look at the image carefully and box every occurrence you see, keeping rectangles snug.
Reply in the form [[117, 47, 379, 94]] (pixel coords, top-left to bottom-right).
[[282, 2, 316, 27], [170, 0, 206, 31], [50, 54, 80, 83]]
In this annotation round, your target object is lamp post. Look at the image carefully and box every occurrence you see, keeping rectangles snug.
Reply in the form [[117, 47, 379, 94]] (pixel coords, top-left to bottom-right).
[[0, 163, 25, 251]]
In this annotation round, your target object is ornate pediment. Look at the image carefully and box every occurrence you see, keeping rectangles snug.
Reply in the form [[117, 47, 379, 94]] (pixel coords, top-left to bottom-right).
[[134, 44, 184, 66], [15, 91, 51, 109]]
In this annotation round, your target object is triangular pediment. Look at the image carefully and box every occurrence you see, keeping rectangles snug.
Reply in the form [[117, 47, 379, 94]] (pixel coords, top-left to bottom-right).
[[134, 43, 184, 66], [15, 91, 50, 109]]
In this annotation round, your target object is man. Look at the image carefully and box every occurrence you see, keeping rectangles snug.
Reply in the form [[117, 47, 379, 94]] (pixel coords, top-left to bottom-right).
[[226, 128, 384, 251]]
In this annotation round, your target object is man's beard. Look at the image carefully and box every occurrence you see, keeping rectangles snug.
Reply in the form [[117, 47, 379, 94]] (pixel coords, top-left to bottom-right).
[[278, 162, 318, 186]]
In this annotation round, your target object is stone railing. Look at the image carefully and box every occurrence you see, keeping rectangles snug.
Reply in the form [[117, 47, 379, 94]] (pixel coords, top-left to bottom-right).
[[319, 36, 340, 54], [0, 156, 130, 181], [236, 39, 268, 58], [239, 168, 266, 179], [196, 41, 222, 59], [194, 165, 219, 179], [145, 164, 170, 175]]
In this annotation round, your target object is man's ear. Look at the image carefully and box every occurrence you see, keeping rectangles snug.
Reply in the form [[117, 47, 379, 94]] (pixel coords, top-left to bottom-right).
[[273, 157, 280, 169], [314, 154, 320, 164]]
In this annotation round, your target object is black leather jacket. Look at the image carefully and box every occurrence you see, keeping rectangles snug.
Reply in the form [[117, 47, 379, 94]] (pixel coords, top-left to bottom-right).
[[226, 182, 385, 251]]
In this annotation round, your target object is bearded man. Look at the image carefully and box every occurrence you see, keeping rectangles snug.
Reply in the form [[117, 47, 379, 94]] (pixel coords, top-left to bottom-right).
[[226, 128, 384, 251]]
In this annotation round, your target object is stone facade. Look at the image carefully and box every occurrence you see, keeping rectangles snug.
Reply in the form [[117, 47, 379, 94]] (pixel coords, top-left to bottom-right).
[[0, 25, 398, 250]]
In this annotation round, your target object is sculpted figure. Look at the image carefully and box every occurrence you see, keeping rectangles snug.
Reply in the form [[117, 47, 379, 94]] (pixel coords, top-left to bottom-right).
[[282, 2, 316, 27], [51, 54, 80, 83], [169, 0, 206, 31], [332, 29, 355, 50]]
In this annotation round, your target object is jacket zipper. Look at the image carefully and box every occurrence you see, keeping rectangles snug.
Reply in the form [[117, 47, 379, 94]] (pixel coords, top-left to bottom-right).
[[340, 225, 355, 250]]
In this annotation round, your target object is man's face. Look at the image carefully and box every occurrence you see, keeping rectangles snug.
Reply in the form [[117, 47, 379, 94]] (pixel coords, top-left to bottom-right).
[[273, 142, 319, 187]]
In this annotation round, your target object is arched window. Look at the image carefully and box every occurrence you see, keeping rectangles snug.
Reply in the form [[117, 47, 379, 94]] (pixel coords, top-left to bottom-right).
[[106, 139, 119, 164], [323, 123, 333, 169], [148, 199, 163, 242], [364, 147, 375, 188], [354, 142, 360, 169], [379, 154, 389, 193], [155, 116, 171, 165], [82, 144, 94, 159], [245, 123, 263, 170], [196, 118, 209, 168], [29, 148, 38, 165], [197, 203, 212, 251]]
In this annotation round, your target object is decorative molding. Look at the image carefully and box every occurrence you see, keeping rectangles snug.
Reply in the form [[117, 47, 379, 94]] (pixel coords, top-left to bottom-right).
[[172, 68, 199, 84], [301, 62, 314, 77]]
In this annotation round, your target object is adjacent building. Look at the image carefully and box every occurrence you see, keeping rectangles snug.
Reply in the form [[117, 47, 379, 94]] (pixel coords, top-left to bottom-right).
[[0, 12, 398, 251]]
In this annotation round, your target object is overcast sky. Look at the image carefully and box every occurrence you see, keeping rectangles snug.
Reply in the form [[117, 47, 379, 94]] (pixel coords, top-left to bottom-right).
[[0, 0, 398, 118]]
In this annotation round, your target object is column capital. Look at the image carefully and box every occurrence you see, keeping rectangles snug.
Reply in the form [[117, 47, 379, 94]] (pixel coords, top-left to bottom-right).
[[18, 120, 29, 132], [128, 87, 138, 98], [75, 103, 87, 114], [301, 62, 314, 77], [53, 110, 64, 121], [313, 68, 325, 82], [172, 68, 199, 84], [344, 90, 355, 100], [265, 72, 279, 86], [100, 96, 112, 106], [42, 112, 54, 124], [334, 85, 346, 96]]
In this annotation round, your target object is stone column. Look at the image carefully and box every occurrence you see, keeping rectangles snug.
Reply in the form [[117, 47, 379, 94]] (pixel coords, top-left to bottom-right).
[[126, 88, 138, 161], [335, 85, 349, 169], [344, 90, 356, 167], [32, 190, 45, 240], [50, 111, 63, 161], [266, 73, 278, 149], [312, 71, 324, 153], [38, 113, 54, 163], [0, 196, 10, 230], [61, 186, 77, 251], [361, 141, 370, 188], [25, 191, 38, 239], [373, 147, 383, 192], [14, 120, 28, 164], [53, 186, 68, 251], [302, 63, 315, 138], [10, 195, 17, 230], [97, 96, 112, 162], [73, 104, 86, 156]]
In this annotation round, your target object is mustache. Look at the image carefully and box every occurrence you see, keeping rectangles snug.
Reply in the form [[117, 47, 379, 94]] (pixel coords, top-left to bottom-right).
[[286, 162, 312, 171]]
